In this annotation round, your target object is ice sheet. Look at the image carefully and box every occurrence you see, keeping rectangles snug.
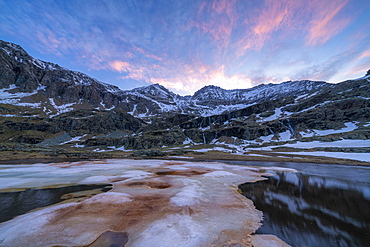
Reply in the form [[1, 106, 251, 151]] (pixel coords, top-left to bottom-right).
[[0, 159, 272, 247]]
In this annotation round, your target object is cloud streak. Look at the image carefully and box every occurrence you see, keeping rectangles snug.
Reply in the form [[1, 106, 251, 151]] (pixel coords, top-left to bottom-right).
[[306, 0, 351, 45]]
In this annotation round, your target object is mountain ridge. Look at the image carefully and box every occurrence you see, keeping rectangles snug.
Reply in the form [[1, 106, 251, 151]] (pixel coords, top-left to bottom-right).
[[1, 40, 369, 156], [1, 39, 335, 118]]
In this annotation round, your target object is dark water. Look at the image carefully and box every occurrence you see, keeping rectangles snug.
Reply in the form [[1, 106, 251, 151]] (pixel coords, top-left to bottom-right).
[[233, 161, 370, 247], [88, 230, 128, 247], [0, 184, 112, 223]]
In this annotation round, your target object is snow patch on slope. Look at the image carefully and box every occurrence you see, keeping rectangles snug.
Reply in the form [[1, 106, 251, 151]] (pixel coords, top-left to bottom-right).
[[300, 122, 358, 137], [49, 98, 75, 116], [0, 84, 44, 108]]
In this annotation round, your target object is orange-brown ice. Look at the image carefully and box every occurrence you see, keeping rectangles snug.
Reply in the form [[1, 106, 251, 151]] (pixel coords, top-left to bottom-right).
[[0, 159, 290, 246]]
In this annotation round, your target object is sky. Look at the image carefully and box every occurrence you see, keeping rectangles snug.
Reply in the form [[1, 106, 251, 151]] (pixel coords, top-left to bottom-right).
[[1, 0, 370, 95]]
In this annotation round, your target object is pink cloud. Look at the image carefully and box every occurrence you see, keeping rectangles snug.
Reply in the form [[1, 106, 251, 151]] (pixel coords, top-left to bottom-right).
[[252, 1, 289, 37], [35, 28, 73, 56], [146, 54, 163, 61], [236, 0, 352, 55], [343, 62, 370, 78], [110, 60, 150, 82], [151, 66, 284, 95], [306, 0, 351, 45], [357, 49, 370, 60], [110, 61, 131, 72], [237, 0, 300, 54], [190, 0, 238, 49], [211, 0, 237, 14], [152, 64, 261, 94], [126, 51, 134, 58]]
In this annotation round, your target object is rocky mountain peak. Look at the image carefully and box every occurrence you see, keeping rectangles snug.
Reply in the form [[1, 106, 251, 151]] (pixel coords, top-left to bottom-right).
[[127, 83, 179, 102], [0, 40, 61, 72], [194, 85, 223, 94], [192, 85, 228, 101], [0, 40, 27, 54], [138, 83, 174, 96]]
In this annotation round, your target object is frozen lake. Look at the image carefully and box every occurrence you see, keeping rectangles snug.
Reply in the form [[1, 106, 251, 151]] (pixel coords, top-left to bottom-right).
[[0, 159, 368, 246]]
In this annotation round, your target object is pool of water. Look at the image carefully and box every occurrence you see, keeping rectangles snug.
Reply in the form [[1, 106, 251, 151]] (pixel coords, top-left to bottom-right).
[[233, 161, 370, 247], [0, 184, 112, 223]]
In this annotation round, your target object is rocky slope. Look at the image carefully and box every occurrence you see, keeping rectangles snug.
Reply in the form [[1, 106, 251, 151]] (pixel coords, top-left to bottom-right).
[[0, 40, 369, 154]]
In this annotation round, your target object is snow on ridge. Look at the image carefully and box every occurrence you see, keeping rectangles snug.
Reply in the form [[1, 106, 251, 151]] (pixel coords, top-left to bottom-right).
[[100, 82, 122, 93], [352, 74, 370, 81], [128, 83, 178, 100], [1, 47, 12, 56], [191, 80, 326, 105], [72, 72, 95, 86], [32, 59, 44, 68], [1, 41, 23, 51], [120, 78, 327, 117], [237, 80, 325, 101]]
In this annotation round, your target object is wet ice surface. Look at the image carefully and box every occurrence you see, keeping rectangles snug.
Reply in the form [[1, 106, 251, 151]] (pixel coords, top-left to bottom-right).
[[0, 159, 288, 247], [0, 184, 111, 223]]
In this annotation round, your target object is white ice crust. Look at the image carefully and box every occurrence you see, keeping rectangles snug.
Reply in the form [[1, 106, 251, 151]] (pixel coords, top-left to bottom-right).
[[0, 159, 272, 247]]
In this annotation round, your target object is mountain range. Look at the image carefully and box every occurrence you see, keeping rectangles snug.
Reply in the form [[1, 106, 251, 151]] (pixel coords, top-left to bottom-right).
[[0, 40, 369, 160]]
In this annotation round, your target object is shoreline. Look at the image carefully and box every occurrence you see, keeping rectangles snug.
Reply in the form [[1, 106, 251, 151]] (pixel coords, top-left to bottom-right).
[[0, 149, 369, 166]]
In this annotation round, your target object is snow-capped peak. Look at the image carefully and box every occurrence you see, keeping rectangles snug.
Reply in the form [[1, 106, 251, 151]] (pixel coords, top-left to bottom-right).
[[128, 83, 179, 100]]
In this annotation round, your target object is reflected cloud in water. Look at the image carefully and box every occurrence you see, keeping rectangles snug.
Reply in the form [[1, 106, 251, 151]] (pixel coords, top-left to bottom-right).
[[239, 171, 370, 247]]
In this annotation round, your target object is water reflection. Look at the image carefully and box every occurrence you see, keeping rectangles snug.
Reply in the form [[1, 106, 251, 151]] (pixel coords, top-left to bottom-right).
[[88, 230, 128, 247], [0, 184, 112, 223], [239, 172, 370, 247]]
